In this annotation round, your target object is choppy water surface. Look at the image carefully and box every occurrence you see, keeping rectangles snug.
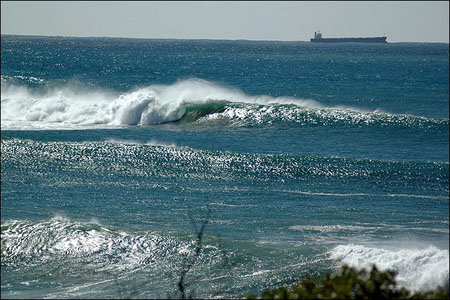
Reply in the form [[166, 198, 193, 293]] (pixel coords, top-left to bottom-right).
[[1, 35, 449, 298]]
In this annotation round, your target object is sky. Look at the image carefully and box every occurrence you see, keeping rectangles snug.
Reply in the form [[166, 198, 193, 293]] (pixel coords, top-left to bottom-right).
[[1, 1, 449, 43]]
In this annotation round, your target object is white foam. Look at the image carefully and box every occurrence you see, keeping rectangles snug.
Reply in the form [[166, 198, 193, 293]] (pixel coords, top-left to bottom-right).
[[330, 243, 449, 292], [290, 224, 370, 233], [105, 138, 177, 147], [278, 189, 448, 200], [1, 81, 116, 128]]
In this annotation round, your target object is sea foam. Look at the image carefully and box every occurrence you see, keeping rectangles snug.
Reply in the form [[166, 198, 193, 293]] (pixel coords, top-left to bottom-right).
[[330, 243, 449, 292]]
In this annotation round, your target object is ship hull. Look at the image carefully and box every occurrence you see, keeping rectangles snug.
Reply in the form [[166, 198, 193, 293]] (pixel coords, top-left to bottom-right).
[[310, 37, 387, 43]]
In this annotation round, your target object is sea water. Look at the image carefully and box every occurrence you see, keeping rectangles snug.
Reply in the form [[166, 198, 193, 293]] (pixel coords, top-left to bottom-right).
[[1, 35, 449, 298]]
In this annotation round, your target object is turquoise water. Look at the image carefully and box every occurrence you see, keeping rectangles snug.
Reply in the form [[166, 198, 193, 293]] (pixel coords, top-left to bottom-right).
[[1, 35, 449, 298]]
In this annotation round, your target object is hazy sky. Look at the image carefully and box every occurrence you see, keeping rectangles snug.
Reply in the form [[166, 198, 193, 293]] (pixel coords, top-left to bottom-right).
[[2, 1, 449, 43]]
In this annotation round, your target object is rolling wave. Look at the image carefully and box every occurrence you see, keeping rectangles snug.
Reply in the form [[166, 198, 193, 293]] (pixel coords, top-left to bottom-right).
[[198, 103, 448, 129], [1, 78, 447, 130]]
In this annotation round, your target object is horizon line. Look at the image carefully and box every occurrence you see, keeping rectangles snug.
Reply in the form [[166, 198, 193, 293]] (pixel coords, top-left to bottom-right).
[[1, 33, 449, 44]]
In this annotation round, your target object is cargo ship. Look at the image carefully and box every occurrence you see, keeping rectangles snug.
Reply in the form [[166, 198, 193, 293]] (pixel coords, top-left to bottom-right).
[[310, 31, 387, 43]]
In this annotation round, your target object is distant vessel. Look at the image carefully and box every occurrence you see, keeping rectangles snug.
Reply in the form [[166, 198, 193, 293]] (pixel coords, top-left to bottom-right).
[[310, 31, 387, 43]]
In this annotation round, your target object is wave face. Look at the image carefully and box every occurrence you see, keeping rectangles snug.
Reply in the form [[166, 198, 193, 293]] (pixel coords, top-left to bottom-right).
[[330, 244, 449, 292], [2, 78, 447, 130]]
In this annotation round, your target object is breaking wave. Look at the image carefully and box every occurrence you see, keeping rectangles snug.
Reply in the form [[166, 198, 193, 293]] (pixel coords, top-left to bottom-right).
[[330, 243, 449, 292], [1, 78, 447, 130]]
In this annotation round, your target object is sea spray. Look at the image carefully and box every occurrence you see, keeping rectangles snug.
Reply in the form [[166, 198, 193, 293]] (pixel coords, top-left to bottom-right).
[[330, 244, 449, 292]]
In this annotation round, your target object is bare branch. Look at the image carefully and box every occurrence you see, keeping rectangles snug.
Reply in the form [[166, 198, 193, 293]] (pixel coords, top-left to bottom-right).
[[177, 206, 211, 299]]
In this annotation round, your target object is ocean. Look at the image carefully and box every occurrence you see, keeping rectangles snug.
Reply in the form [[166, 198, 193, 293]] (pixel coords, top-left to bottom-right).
[[1, 35, 449, 299]]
